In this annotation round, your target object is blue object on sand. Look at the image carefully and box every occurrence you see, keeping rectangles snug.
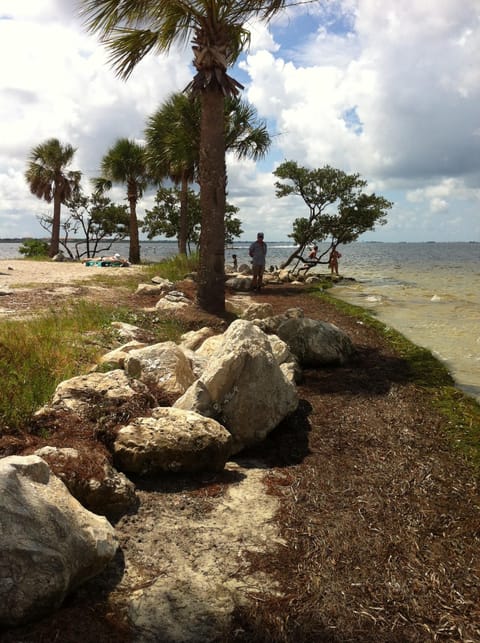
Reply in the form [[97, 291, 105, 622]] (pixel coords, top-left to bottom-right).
[[85, 260, 124, 267]]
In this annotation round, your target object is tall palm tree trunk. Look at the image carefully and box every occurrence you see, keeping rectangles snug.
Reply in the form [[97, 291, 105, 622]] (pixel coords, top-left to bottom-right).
[[128, 183, 141, 264], [179, 173, 188, 255], [197, 88, 226, 313], [50, 191, 62, 257]]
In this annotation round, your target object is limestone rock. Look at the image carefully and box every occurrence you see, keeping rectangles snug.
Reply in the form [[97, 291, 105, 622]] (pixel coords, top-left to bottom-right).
[[111, 321, 156, 343], [240, 302, 274, 321], [34, 446, 137, 520], [276, 317, 354, 366], [180, 327, 216, 351], [225, 276, 252, 292], [0, 455, 117, 627], [135, 282, 172, 296], [195, 334, 224, 358], [155, 298, 189, 311], [124, 341, 195, 398], [98, 340, 148, 369], [175, 320, 298, 453], [114, 407, 232, 475], [255, 307, 305, 334], [151, 276, 175, 288], [34, 370, 152, 419]]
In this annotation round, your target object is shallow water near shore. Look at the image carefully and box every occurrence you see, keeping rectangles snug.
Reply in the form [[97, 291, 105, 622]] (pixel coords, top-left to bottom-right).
[[1, 240, 479, 402], [330, 243, 480, 403]]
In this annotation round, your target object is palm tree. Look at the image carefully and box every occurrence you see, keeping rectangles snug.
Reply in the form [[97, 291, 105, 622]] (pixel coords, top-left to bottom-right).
[[80, 0, 287, 313], [94, 138, 148, 264], [145, 93, 271, 256], [145, 93, 200, 256], [25, 138, 81, 257]]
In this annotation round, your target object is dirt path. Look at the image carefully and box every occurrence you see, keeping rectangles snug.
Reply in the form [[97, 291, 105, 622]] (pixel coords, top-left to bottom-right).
[[112, 460, 284, 642]]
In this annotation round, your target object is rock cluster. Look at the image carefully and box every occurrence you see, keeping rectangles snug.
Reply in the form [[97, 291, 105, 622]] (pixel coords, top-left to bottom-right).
[[0, 277, 354, 627]]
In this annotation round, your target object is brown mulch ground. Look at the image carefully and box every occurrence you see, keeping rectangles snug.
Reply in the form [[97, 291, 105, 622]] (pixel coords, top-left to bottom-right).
[[1, 281, 479, 642]]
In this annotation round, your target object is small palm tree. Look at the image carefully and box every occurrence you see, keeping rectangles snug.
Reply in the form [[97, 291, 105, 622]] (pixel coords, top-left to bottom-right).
[[25, 138, 81, 257], [145, 93, 271, 255], [80, 0, 288, 313], [94, 138, 148, 264]]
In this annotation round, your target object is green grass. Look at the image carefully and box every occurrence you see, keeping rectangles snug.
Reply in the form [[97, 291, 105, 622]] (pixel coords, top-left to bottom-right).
[[0, 252, 200, 432], [315, 289, 480, 469], [0, 299, 187, 433]]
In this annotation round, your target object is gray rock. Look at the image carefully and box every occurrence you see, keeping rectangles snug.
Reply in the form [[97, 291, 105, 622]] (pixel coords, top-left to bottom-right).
[[114, 407, 232, 475], [0, 455, 117, 626], [34, 370, 152, 420], [124, 341, 195, 399], [276, 317, 354, 366], [175, 320, 298, 453], [34, 446, 137, 520]]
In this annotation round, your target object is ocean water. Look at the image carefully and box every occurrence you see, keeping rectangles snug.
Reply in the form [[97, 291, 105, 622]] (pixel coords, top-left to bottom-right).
[[2, 240, 479, 402]]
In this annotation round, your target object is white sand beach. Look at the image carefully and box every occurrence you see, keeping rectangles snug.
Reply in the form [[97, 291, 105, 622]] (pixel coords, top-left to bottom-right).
[[0, 259, 143, 289]]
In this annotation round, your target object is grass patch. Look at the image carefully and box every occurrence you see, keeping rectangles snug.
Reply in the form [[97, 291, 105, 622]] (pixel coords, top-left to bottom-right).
[[0, 299, 187, 433], [317, 290, 480, 469], [143, 252, 199, 283]]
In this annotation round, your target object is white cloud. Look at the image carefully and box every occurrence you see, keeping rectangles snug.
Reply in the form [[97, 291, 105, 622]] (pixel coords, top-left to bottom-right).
[[0, 0, 479, 243]]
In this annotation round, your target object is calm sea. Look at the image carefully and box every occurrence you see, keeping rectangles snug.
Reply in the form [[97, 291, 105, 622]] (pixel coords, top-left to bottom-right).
[[2, 240, 479, 402]]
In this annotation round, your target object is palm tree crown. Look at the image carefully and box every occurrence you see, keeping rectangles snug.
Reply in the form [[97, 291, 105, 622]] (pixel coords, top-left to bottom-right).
[[25, 138, 81, 257], [145, 92, 271, 254], [145, 93, 200, 255]]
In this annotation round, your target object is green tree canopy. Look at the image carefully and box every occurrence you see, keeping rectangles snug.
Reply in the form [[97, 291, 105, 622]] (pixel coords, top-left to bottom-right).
[[38, 190, 129, 260], [273, 161, 393, 270], [145, 92, 271, 257], [143, 186, 242, 253], [25, 138, 81, 257]]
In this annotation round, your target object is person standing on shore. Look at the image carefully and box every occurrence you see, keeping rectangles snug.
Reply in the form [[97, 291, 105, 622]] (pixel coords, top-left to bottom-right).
[[249, 232, 267, 291], [328, 247, 342, 276]]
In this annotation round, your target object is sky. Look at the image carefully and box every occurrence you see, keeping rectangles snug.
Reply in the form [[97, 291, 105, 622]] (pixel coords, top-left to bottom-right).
[[0, 0, 479, 243]]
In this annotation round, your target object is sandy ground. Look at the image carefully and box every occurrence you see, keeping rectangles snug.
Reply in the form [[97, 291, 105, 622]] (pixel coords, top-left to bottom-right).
[[0, 259, 144, 289]]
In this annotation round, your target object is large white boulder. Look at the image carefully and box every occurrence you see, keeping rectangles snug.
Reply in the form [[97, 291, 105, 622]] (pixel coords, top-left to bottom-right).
[[179, 327, 216, 351], [113, 407, 232, 475], [175, 320, 298, 453], [34, 446, 137, 519], [98, 340, 148, 369], [0, 456, 117, 627], [239, 302, 274, 321]]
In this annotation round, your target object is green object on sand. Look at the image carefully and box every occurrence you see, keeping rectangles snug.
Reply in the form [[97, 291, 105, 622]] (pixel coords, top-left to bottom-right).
[[85, 260, 125, 267]]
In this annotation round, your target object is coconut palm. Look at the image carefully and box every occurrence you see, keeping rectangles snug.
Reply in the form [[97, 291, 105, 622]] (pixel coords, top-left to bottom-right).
[[145, 93, 271, 256], [94, 138, 148, 264], [80, 0, 287, 313], [25, 138, 81, 257]]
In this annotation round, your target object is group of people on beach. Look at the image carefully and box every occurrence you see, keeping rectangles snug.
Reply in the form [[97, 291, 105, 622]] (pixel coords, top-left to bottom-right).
[[242, 233, 342, 292], [308, 244, 342, 275]]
